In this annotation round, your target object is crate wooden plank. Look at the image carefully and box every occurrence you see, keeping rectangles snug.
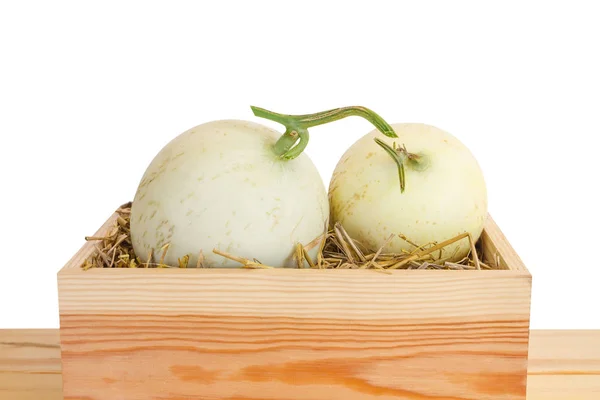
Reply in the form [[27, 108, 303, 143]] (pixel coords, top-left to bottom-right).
[[480, 215, 528, 272]]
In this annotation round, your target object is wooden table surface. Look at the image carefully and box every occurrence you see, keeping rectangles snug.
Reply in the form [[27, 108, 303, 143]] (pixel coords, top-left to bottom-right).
[[1, 329, 599, 399]]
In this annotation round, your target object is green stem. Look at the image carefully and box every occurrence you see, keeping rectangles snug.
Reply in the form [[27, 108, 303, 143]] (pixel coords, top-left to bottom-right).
[[251, 105, 398, 160], [374, 138, 407, 193], [374, 138, 430, 194]]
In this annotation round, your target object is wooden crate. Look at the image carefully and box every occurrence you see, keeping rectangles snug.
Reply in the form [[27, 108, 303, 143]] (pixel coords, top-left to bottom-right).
[[57, 207, 532, 400]]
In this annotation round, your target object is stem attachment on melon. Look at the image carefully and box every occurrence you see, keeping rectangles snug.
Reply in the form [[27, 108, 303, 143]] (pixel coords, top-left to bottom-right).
[[251, 105, 398, 160], [374, 138, 430, 193]]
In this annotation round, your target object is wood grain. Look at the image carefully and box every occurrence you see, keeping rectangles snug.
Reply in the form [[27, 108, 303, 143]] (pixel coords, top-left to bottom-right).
[[2, 330, 599, 399], [59, 313, 529, 399], [0, 330, 62, 400], [58, 268, 531, 317], [527, 330, 600, 399]]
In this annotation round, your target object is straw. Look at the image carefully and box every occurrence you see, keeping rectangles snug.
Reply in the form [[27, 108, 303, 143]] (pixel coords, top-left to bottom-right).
[[82, 202, 493, 271]]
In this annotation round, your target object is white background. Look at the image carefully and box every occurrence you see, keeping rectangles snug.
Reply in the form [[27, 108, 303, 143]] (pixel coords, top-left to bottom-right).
[[1, 1, 598, 329]]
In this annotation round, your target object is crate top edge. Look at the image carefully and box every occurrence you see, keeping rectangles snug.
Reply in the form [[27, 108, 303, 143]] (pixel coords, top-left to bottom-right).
[[60, 206, 530, 277], [58, 266, 531, 279]]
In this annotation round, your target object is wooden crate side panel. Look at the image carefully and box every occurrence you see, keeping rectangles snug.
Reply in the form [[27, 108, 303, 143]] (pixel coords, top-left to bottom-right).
[[60, 313, 529, 400], [481, 216, 529, 273], [58, 269, 531, 400], [57, 269, 531, 318]]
